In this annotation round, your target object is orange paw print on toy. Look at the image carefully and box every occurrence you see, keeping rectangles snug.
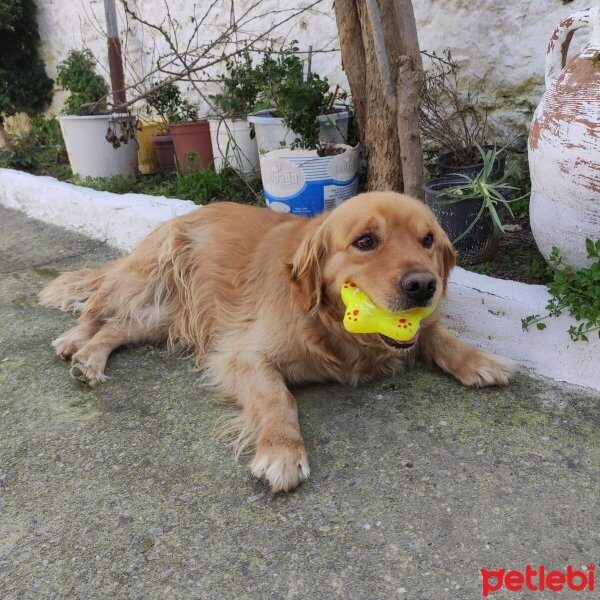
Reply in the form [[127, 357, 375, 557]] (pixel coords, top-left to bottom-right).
[[341, 282, 436, 341]]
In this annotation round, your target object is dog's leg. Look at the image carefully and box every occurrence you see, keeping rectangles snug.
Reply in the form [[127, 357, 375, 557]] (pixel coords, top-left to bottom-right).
[[418, 321, 515, 387], [52, 321, 102, 360], [69, 321, 167, 387], [214, 357, 310, 493]]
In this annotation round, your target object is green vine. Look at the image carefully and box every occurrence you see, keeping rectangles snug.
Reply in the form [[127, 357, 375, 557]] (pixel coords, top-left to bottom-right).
[[522, 239, 600, 341]]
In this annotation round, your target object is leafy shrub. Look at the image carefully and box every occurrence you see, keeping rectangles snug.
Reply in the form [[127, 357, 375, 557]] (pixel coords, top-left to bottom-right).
[[29, 115, 66, 152], [522, 240, 600, 341], [212, 52, 264, 118], [0, 0, 53, 122], [254, 45, 335, 149], [176, 168, 262, 205], [56, 50, 109, 115], [212, 45, 345, 149], [77, 170, 262, 206], [0, 116, 68, 174], [145, 83, 198, 130], [78, 173, 177, 197]]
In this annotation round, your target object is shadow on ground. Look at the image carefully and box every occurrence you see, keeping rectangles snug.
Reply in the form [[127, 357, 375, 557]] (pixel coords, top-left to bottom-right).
[[1, 206, 598, 599]]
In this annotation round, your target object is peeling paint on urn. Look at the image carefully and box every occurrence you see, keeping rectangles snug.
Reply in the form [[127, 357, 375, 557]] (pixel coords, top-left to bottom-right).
[[528, 6, 600, 268]]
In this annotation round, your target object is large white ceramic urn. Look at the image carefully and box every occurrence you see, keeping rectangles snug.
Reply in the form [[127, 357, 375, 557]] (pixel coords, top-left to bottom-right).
[[528, 6, 600, 268]]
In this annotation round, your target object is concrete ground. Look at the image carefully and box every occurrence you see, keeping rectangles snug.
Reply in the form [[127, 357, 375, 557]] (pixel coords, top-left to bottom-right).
[[0, 205, 599, 600]]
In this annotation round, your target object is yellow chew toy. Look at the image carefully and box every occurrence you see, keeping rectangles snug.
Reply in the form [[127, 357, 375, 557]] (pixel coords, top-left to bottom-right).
[[341, 282, 436, 341]]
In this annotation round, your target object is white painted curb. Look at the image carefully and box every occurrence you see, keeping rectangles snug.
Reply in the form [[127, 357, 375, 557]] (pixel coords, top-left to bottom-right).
[[443, 270, 599, 391], [1, 169, 598, 391], [0, 168, 197, 250]]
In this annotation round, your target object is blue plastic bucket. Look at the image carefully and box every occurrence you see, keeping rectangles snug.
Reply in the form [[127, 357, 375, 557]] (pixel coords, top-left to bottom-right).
[[259, 145, 360, 216]]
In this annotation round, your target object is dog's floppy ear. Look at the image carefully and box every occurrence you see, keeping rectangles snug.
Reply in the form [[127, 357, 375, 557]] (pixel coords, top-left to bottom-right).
[[438, 229, 456, 292], [289, 222, 329, 313]]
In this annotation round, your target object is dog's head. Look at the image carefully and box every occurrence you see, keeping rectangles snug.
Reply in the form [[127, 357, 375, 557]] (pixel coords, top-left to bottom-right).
[[290, 192, 456, 349]]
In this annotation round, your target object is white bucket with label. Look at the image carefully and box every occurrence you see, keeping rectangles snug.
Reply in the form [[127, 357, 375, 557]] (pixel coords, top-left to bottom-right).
[[247, 109, 350, 153], [259, 144, 360, 216], [208, 117, 259, 180]]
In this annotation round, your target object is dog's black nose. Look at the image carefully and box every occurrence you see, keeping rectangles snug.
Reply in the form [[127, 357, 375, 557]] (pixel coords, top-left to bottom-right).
[[400, 270, 437, 304]]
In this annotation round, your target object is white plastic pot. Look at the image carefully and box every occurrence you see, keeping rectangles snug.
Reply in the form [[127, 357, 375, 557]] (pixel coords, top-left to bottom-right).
[[259, 144, 360, 216], [208, 118, 259, 179], [247, 109, 350, 153], [57, 114, 138, 179]]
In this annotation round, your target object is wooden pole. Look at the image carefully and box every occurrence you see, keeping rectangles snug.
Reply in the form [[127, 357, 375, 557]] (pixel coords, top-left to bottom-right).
[[104, 0, 127, 111]]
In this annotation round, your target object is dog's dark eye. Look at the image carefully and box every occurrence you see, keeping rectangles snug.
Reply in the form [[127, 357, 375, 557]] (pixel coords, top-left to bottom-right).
[[422, 233, 434, 248], [353, 233, 379, 251]]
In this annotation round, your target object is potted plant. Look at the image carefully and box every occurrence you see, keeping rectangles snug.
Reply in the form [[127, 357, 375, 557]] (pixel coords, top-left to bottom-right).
[[167, 97, 213, 173], [145, 82, 213, 173], [145, 83, 185, 173], [420, 49, 505, 180], [250, 48, 359, 216], [247, 46, 351, 154], [55, 49, 138, 179], [424, 145, 524, 264], [208, 52, 261, 179]]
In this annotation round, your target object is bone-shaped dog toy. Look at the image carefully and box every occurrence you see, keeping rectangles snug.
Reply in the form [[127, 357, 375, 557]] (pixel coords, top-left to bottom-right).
[[341, 282, 436, 341]]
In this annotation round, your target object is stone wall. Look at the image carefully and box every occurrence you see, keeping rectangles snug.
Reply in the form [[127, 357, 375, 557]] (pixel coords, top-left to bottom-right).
[[35, 0, 592, 134]]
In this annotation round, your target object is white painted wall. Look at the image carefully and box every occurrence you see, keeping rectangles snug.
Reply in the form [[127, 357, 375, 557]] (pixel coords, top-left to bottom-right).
[[35, 0, 593, 131]]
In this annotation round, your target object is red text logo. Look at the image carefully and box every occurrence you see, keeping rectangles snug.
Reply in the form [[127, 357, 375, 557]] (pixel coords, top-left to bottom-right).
[[481, 565, 596, 597]]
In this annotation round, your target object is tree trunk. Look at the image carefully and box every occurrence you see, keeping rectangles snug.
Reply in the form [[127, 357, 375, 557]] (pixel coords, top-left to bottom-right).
[[334, 0, 423, 195], [396, 55, 424, 198]]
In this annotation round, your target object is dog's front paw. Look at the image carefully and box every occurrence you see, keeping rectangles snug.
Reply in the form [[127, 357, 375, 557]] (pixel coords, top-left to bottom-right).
[[69, 355, 107, 387], [457, 351, 516, 387], [52, 335, 80, 361], [251, 438, 310, 493]]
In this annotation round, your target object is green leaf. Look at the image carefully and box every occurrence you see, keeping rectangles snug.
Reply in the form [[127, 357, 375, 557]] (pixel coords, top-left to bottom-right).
[[586, 238, 595, 258]]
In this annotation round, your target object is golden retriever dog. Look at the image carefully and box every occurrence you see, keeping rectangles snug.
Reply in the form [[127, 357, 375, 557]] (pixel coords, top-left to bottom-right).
[[40, 192, 514, 492]]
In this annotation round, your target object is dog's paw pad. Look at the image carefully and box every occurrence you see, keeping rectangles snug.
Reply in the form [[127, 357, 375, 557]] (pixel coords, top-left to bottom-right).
[[251, 444, 310, 493], [69, 359, 107, 387]]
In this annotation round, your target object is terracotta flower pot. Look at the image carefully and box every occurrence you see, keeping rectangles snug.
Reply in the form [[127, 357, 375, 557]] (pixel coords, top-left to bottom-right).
[[150, 133, 176, 174], [169, 120, 214, 172]]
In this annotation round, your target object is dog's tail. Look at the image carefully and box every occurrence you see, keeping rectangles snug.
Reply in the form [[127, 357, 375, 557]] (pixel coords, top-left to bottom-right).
[[39, 268, 103, 313]]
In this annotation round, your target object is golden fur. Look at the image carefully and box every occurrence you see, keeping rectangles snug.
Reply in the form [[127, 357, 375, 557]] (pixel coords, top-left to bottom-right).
[[40, 192, 515, 492]]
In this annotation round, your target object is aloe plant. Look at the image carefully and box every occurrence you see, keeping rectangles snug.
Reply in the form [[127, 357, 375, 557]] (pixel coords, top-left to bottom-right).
[[437, 143, 527, 243]]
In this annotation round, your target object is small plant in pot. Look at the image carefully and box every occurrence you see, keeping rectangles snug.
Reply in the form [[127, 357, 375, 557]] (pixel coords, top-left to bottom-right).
[[248, 44, 351, 154], [145, 82, 198, 173], [250, 46, 359, 216], [420, 49, 505, 179], [424, 144, 525, 264], [56, 49, 138, 179], [208, 51, 263, 179], [163, 90, 213, 173]]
